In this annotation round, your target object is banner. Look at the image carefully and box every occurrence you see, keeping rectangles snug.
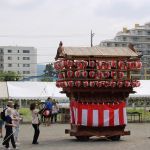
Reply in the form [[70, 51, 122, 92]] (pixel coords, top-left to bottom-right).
[[70, 101, 127, 127]]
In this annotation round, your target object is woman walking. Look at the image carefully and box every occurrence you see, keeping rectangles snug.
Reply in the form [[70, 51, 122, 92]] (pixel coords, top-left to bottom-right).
[[30, 103, 40, 144]]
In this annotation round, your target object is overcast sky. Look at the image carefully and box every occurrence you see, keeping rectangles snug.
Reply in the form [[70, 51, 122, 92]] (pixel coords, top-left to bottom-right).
[[0, 0, 150, 63]]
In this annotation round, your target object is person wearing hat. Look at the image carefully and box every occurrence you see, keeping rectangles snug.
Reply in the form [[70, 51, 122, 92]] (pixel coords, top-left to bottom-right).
[[2, 108, 18, 149]]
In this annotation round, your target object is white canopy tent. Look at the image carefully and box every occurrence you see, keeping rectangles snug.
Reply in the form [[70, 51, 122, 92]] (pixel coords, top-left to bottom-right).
[[7, 81, 66, 100], [130, 80, 150, 98], [0, 82, 9, 99]]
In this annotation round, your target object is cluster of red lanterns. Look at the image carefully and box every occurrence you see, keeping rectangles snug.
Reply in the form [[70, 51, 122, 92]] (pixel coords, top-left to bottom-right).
[[54, 60, 142, 70], [58, 71, 125, 79], [56, 80, 140, 88]]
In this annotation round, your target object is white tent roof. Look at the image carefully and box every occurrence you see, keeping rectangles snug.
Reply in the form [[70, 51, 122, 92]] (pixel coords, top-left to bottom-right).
[[130, 80, 150, 97], [7, 81, 66, 99], [0, 82, 9, 98]]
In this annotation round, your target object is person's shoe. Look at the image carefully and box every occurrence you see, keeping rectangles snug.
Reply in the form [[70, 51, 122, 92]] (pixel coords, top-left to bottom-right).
[[15, 142, 20, 146], [32, 142, 39, 144], [13, 147, 19, 149]]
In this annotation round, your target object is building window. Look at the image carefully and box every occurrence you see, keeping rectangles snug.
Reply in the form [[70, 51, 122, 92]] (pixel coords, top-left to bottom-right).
[[8, 50, 12, 53], [23, 64, 30, 67], [18, 57, 19, 60], [0, 64, 3, 67], [0, 48, 3, 53], [18, 64, 20, 67], [23, 71, 30, 74], [0, 56, 3, 61], [8, 64, 12, 67], [23, 57, 30, 60], [8, 57, 12, 60], [23, 50, 30, 53]]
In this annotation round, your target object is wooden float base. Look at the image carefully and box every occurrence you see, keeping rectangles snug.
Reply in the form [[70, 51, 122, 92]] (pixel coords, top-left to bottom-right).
[[65, 124, 130, 141]]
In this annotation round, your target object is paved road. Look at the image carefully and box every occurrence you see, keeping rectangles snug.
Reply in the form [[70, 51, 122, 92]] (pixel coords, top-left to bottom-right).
[[1, 123, 150, 150]]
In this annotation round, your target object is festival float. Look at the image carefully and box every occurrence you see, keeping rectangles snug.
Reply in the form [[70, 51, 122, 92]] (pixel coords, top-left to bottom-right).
[[54, 42, 142, 141]]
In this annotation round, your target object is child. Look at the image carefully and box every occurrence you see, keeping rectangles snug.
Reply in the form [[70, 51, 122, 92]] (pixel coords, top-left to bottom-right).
[[2, 108, 18, 149]]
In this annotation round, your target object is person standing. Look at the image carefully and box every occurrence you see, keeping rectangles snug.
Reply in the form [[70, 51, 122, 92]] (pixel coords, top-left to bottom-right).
[[0, 113, 4, 138], [43, 97, 53, 126], [13, 103, 22, 144], [30, 103, 40, 145], [2, 108, 18, 149], [51, 102, 59, 123]]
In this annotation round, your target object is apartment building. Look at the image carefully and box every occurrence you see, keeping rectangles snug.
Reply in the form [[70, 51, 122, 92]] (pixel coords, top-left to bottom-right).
[[100, 22, 150, 79], [0, 46, 37, 79]]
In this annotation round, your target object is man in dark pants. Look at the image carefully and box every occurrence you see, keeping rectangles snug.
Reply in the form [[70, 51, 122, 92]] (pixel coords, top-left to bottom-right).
[[2, 108, 17, 149]]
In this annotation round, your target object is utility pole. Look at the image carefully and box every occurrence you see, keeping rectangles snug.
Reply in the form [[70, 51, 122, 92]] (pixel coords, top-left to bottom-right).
[[91, 30, 95, 47]]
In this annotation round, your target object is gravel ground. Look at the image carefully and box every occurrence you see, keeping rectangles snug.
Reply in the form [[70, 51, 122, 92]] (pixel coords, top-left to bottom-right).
[[1, 123, 150, 150]]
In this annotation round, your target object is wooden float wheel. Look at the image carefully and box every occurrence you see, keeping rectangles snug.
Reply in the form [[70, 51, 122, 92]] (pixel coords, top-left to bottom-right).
[[75, 136, 90, 141], [107, 135, 121, 141]]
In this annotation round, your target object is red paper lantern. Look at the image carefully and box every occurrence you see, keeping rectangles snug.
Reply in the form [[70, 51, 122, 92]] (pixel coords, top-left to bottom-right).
[[82, 71, 88, 78], [136, 81, 140, 87], [118, 72, 124, 78], [56, 81, 61, 87], [96, 61, 102, 69], [75, 81, 81, 87], [118, 61, 124, 69], [60, 61, 65, 69], [101, 62, 108, 69], [83, 81, 89, 87], [135, 61, 142, 69], [83, 61, 88, 68], [54, 62, 60, 70], [67, 70, 74, 78], [68, 81, 74, 87], [107, 62, 111, 69], [111, 71, 116, 78], [110, 81, 116, 88], [104, 72, 110, 78], [75, 71, 81, 78], [127, 62, 132, 69], [96, 71, 104, 79], [63, 81, 68, 87], [132, 81, 137, 87], [66, 60, 74, 67], [89, 61, 95, 67], [96, 81, 103, 87], [89, 81, 95, 87], [117, 81, 123, 88], [105, 81, 110, 87], [124, 81, 131, 87], [89, 71, 96, 78], [75, 61, 84, 69], [111, 60, 117, 68]]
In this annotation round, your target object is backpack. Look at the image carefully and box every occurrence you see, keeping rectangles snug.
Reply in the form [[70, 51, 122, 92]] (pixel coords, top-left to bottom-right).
[[0, 108, 7, 121]]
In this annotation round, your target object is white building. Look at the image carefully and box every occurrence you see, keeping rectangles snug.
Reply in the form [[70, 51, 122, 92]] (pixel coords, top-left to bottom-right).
[[0, 46, 37, 79], [100, 22, 150, 80]]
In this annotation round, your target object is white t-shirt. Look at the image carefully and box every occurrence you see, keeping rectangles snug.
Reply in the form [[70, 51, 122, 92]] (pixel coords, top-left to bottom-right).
[[12, 109, 21, 127], [32, 109, 39, 124], [52, 105, 59, 114]]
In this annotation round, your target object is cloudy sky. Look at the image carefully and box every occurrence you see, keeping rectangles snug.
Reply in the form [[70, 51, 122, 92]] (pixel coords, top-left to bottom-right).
[[0, 0, 149, 63]]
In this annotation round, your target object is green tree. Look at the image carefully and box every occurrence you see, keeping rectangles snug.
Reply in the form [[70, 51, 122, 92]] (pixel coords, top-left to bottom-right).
[[41, 63, 57, 82], [0, 71, 21, 81]]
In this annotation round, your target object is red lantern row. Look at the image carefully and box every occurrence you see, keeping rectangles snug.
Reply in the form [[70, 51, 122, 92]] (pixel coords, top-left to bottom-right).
[[54, 60, 142, 70], [58, 71, 125, 79], [56, 80, 140, 88]]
